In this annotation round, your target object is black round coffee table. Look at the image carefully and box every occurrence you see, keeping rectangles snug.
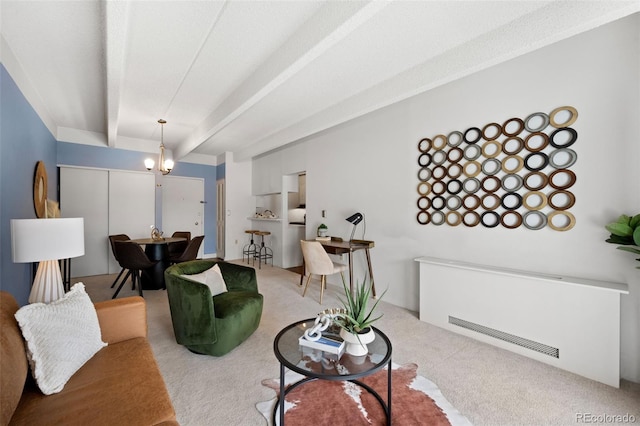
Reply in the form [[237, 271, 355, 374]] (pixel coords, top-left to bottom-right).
[[272, 318, 392, 425]]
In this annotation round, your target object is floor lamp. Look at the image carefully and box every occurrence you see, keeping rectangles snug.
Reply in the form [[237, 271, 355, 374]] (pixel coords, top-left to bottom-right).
[[11, 218, 85, 304]]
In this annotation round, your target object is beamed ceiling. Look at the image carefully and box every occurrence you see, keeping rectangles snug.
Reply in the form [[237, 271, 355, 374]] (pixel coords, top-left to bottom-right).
[[2, 1, 638, 163]]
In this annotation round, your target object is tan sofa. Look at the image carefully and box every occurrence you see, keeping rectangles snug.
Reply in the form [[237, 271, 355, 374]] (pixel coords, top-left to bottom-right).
[[0, 291, 178, 426]]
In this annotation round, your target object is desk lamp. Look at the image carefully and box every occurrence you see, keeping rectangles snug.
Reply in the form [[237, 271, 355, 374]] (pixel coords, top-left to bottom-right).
[[345, 212, 364, 241], [11, 218, 85, 303]]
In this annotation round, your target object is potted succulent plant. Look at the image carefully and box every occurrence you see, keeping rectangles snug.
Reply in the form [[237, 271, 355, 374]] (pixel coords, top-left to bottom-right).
[[333, 277, 386, 356], [317, 223, 328, 237], [605, 213, 640, 269]]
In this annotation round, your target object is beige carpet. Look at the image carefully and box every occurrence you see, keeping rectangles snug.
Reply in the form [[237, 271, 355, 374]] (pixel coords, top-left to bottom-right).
[[78, 261, 640, 425]]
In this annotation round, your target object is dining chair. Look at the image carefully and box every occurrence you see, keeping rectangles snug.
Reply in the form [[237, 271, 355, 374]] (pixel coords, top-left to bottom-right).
[[108, 234, 131, 289], [169, 235, 204, 264], [168, 231, 191, 258], [112, 241, 157, 299], [300, 240, 347, 304]]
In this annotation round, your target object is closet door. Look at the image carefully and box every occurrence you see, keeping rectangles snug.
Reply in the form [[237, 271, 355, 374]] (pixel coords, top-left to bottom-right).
[[60, 167, 109, 277], [108, 171, 155, 273]]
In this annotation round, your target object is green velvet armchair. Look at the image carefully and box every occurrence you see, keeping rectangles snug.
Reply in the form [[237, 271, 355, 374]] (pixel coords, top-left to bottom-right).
[[164, 260, 263, 356]]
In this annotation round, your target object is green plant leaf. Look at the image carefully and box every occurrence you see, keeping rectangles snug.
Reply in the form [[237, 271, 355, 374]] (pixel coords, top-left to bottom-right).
[[616, 214, 631, 224], [605, 222, 633, 237], [630, 214, 640, 229], [617, 246, 640, 256], [634, 226, 640, 246], [606, 235, 634, 245], [334, 276, 386, 333]]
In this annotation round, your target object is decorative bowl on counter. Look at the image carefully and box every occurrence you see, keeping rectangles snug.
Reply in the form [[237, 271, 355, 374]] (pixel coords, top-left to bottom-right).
[[254, 209, 278, 219]]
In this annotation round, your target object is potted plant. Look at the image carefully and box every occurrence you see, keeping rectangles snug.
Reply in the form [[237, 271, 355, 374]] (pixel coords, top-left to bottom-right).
[[333, 277, 386, 356], [317, 223, 328, 237], [605, 213, 640, 269]]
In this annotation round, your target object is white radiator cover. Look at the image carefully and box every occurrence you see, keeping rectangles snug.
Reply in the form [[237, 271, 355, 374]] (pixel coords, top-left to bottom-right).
[[415, 257, 629, 387]]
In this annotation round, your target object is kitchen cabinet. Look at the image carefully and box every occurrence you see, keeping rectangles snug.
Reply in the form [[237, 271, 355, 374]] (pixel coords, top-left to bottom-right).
[[252, 152, 282, 195], [251, 149, 307, 268], [281, 143, 306, 175]]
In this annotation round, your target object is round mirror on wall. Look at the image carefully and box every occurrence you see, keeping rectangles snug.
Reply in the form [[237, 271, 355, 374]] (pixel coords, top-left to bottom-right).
[[33, 161, 48, 218]]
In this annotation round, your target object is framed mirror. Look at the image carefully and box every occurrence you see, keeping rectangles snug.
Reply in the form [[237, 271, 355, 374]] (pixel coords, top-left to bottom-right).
[[33, 161, 48, 218]]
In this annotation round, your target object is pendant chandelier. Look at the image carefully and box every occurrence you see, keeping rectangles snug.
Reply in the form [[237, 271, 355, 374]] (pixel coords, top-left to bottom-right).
[[144, 119, 174, 175]]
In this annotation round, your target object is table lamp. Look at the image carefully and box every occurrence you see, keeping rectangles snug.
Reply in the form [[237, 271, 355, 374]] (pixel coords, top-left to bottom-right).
[[11, 218, 85, 303], [345, 212, 364, 241]]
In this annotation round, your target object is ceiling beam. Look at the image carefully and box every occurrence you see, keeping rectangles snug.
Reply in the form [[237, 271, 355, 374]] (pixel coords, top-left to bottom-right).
[[234, 0, 640, 161], [173, 0, 389, 161], [103, 0, 130, 148]]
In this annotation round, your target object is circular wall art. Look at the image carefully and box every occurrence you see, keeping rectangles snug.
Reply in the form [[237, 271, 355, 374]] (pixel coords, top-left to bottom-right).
[[416, 105, 578, 230]]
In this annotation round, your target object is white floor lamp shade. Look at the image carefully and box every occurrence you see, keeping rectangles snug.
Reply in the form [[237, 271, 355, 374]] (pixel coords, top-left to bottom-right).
[[11, 218, 85, 304]]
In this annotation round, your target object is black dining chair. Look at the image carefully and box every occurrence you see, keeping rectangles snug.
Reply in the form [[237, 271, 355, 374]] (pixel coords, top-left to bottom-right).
[[168, 231, 191, 259], [169, 235, 204, 264], [108, 234, 131, 289], [112, 241, 157, 299]]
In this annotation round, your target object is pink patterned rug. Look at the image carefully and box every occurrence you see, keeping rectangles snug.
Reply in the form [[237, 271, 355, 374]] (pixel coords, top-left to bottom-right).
[[256, 363, 472, 425]]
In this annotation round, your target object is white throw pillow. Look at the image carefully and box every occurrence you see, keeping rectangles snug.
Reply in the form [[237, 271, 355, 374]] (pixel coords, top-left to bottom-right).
[[181, 264, 228, 296], [14, 283, 107, 395]]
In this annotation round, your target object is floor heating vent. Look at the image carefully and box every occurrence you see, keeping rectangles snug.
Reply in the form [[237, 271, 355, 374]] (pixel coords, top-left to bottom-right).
[[449, 316, 559, 359]]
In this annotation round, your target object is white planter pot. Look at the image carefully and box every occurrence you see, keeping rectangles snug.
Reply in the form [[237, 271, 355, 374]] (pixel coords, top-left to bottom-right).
[[340, 327, 375, 356]]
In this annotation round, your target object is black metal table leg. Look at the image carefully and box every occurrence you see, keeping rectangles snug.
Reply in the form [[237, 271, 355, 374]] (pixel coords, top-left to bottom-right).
[[279, 363, 285, 426]]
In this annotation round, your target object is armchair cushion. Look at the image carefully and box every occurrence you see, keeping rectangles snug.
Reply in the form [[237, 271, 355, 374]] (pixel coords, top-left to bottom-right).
[[165, 260, 263, 356], [181, 264, 228, 296]]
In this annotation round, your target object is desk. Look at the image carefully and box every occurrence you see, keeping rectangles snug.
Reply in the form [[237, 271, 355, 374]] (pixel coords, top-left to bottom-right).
[[129, 237, 186, 290], [300, 239, 376, 297]]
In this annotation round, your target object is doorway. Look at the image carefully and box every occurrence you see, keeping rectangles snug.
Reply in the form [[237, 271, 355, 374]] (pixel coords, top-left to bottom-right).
[[162, 176, 205, 258], [216, 179, 225, 259]]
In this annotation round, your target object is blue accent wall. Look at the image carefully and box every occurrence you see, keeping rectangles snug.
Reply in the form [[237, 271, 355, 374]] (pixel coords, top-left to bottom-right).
[[1, 64, 58, 305], [57, 141, 155, 171]]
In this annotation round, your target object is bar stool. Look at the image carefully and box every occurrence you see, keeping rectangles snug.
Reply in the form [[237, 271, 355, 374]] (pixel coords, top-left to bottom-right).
[[254, 231, 273, 269], [243, 230, 259, 264]]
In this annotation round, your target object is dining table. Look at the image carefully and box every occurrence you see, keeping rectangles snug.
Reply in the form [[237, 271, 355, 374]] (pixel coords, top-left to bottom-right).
[[128, 237, 186, 290]]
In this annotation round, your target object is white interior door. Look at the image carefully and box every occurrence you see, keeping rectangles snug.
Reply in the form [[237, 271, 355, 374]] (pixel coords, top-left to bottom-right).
[[162, 176, 205, 257], [60, 167, 109, 277], [216, 179, 225, 259], [108, 171, 156, 273]]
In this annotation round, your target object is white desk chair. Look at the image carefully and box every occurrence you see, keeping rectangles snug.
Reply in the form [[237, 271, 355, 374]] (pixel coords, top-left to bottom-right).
[[300, 240, 347, 304]]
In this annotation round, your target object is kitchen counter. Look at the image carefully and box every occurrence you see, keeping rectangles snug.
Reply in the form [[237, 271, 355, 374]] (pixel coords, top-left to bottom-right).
[[245, 218, 305, 269], [248, 217, 281, 222]]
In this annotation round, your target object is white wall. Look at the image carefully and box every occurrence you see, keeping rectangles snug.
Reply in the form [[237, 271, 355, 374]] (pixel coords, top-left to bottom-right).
[[249, 14, 640, 381], [221, 151, 253, 261]]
